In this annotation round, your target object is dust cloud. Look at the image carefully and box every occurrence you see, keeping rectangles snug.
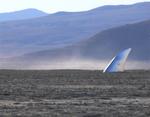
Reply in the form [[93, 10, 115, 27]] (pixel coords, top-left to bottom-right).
[[0, 58, 149, 70]]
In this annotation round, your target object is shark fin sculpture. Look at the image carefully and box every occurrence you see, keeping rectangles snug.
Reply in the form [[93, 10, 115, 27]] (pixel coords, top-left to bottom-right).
[[103, 48, 132, 73]]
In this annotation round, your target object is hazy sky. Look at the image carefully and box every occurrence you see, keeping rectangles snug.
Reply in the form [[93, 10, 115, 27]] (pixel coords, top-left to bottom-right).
[[0, 0, 149, 13]]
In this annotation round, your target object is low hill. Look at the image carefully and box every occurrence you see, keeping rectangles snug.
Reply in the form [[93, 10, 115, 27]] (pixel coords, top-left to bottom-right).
[[20, 20, 150, 61], [0, 9, 47, 22]]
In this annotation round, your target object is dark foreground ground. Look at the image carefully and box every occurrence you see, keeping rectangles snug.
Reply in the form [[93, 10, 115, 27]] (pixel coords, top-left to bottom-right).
[[0, 70, 150, 117]]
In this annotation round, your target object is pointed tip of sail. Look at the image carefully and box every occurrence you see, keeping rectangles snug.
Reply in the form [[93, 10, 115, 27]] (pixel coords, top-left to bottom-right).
[[103, 48, 132, 73]]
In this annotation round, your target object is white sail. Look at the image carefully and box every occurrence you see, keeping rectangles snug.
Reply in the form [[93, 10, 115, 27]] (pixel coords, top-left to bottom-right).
[[103, 48, 132, 72]]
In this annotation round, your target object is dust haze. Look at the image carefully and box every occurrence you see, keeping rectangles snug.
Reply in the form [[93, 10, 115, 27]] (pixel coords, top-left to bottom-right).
[[0, 58, 149, 70]]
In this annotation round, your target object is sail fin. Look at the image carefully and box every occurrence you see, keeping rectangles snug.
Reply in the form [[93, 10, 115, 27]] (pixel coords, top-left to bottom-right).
[[103, 48, 132, 73]]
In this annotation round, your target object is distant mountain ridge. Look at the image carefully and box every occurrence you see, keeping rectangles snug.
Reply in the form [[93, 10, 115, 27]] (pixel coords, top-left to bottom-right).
[[0, 2, 150, 58], [0, 9, 48, 22]]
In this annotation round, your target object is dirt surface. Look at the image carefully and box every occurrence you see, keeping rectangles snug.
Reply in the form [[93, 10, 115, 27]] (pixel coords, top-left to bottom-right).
[[0, 70, 150, 117]]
